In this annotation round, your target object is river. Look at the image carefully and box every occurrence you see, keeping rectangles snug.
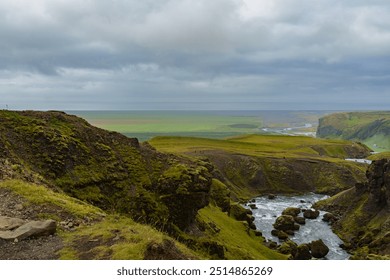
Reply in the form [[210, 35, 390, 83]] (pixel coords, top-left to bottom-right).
[[245, 193, 350, 260]]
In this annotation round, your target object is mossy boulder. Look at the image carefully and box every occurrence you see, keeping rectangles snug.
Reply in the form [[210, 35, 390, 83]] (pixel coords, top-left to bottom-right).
[[294, 216, 306, 225], [303, 209, 320, 219], [282, 207, 301, 217], [278, 240, 298, 256], [293, 244, 312, 260], [310, 239, 329, 258], [273, 215, 296, 231], [322, 212, 336, 223]]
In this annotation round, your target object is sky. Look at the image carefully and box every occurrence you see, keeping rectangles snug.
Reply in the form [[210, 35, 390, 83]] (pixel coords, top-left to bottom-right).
[[1, 0, 390, 111]]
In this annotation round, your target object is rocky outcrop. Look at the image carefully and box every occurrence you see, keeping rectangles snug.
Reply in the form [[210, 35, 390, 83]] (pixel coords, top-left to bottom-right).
[[0, 216, 56, 241], [315, 159, 390, 259], [0, 110, 213, 233]]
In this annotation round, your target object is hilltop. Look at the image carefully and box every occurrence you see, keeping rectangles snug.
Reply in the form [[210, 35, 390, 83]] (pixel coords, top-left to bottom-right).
[[317, 111, 390, 152]]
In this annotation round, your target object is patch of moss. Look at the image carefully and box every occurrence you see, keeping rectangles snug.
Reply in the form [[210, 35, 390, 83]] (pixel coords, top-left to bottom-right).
[[59, 215, 200, 260], [0, 179, 104, 218]]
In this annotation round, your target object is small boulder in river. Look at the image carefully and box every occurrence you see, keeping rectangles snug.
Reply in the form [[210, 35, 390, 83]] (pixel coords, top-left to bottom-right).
[[268, 194, 276, 200], [303, 209, 320, 219], [322, 212, 336, 223], [273, 215, 296, 231], [310, 239, 329, 258], [293, 244, 312, 260], [248, 204, 258, 210], [282, 207, 301, 217], [278, 240, 298, 256], [294, 216, 306, 225]]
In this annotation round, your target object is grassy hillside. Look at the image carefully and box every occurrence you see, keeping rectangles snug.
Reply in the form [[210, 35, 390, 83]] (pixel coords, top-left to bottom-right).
[[317, 111, 390, 152], [150, 135, 370, 199], [150, 134, 370, 160], [0, 180, 200, 260]]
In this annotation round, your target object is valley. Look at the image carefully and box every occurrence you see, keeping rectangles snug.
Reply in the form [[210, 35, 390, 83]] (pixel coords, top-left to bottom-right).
[[0, 110, 389, 260]]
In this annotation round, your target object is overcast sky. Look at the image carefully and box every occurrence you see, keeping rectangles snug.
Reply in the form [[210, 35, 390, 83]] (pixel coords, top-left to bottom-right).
[[1, 0, 390, 110]]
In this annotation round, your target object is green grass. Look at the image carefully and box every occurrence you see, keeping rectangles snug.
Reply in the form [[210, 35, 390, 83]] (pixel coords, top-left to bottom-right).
[[149, 134, 367, 160], [73, 111, 263, 134], [198, 205, 287, 260], [59, 214, 200, 260], [368, 152, 390, 160], [362, 134, 390, 152], [0, 180, 104, 218]]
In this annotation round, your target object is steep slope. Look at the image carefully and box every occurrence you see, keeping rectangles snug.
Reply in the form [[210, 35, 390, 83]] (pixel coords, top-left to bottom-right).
[[0, 110, 285, 260], [150, 135, 371, 199], [0, 110, 211, 231], [315, 159, 390, 259], [317, 111, 390, 152]]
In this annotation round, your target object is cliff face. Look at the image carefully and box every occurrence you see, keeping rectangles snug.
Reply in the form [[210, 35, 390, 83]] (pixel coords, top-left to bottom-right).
[[316, 159, 390, 259], [0, 110, 212, 232]]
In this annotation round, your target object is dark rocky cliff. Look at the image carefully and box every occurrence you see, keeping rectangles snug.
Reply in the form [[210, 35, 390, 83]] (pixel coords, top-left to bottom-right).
[[316, 159, 390, 259]]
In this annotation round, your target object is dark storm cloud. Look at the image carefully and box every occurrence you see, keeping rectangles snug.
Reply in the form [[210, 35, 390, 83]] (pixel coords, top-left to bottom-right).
[[0, 0, 390, 110]]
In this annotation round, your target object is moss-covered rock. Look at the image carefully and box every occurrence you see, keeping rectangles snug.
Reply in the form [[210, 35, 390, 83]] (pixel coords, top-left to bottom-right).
[[282, 207, 301, 217], [310, 239, 329, 258], [273, 215, 296, 231]]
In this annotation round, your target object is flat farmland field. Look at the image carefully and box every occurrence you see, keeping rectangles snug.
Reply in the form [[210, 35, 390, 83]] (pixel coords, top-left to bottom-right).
[[69, 110, 328, 141]]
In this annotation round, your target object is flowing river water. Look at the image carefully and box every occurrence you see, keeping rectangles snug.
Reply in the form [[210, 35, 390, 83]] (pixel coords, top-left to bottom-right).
[[245, 193, 350, 260]]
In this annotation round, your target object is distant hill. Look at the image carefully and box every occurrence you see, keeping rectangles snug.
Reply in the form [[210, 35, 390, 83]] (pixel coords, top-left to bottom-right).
[[317, 111, 390, 152]]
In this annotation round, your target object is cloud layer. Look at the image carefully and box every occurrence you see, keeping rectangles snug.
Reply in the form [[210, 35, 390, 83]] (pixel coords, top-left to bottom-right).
[[1, 0, 390, 110]]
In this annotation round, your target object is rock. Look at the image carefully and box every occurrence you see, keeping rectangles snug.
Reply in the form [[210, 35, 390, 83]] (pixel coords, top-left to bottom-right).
[[310, 239, 329, 258], [268, 241, 278, 249], [271, 229, 280, 236], [322, 212, 336, 223], [293, 244, 312, 260], [303, 209, 320, 219], [248, 204, 258, 210], [285, 230, 295, 235], [0, 216, 25, 231], [0, 220, 56, 241], [230, 204, 250, 221], [273, 215, 296, 231], [300, 200, 306, 203], [277, 231, 289, 240], [282, 207, 301, 217], [14, 204, 24, 211], [277, 240, 298, 255], [294, 216, 306, 225], [254, 230, 262, 237], [268, 194, 276, 200], [293, 224, 300, 231]]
